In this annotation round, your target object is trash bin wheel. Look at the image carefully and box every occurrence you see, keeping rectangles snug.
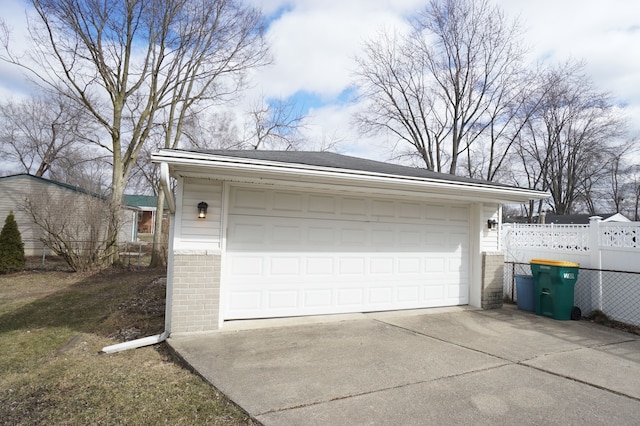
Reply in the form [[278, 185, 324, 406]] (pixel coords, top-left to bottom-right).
[[570, 306, 581, 321]]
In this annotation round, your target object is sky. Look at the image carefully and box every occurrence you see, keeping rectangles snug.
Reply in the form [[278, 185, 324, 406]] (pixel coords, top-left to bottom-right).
[[1, 0, 639, 165]]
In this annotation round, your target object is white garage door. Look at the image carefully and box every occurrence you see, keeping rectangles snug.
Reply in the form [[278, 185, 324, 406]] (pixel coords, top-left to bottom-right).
[[223, 187, 469, 320]]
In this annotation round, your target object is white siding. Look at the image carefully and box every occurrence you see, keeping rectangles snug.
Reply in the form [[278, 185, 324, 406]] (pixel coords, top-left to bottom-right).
[[0, 174, 134, 256], [176, 178, 223, 250], [0, 176, 43, 255], [481, 203, 501, 252]]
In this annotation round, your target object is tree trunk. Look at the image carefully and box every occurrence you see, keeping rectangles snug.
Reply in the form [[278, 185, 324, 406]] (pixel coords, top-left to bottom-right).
[[106, 169, 126, 265]]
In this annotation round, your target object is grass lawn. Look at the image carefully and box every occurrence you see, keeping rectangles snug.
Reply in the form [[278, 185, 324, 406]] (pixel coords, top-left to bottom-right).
[[0, 266, 256, 425]]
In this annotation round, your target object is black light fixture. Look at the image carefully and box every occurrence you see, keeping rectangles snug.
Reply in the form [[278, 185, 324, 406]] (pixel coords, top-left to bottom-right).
[[487, 219, 498, 230], [198, 201, 208, 219]]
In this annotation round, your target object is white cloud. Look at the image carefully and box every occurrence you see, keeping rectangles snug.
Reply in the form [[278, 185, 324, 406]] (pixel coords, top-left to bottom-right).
[[496, 0, 640, 119], [249, 0, 422, 99], [0, 0, 36, 100], [246, 0, 640, 159]]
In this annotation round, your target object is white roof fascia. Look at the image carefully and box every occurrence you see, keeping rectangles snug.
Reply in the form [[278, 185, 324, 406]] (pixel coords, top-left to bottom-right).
[[151, 150, 548, 204]]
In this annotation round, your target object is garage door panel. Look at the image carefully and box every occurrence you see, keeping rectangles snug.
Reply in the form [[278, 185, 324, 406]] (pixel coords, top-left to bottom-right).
[[229, 256, 263, 275], [425, 256, 446, 273], [233, 188, 267, 210], [340, 228, 367, 246], [308, 194, 335, 213], [397, 285, 420, 302], [306, 257, 334, 275], [232, 223, 265, 245], [424, 285, 444, 301], [272, 225, 302, 244], [399, 202, 422, 219], [398, 257, 421, 274], [371, 200, 394, 217], [268, 290, 298, 309], [399, 230, 421, 247], [370, 257, 394, 274], [338, 257, 365, 274], [308, 226, 335, 246], [272, 191, 303, 212], [341, 197, 367, 215], [230, 291, 261, 310], [270, 256, 300, 275], [369, 287, 393, 304], [224, 188, 469, 320], [338, 288, 365, 306]]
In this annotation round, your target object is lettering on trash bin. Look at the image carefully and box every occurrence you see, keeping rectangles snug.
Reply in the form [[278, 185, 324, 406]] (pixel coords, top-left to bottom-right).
[[563, 272, 575, 279]]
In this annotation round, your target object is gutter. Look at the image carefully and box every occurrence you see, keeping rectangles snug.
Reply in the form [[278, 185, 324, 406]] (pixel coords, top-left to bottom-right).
[[100, 331, 169, 354]]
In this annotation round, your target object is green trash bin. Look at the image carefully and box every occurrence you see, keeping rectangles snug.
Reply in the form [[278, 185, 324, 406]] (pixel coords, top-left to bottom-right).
[[530, 259, 580, 320]]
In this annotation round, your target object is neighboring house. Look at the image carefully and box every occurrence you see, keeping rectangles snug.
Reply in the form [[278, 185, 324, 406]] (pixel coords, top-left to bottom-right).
[[122, 194, 167, 240], [543, 212, 631, 225], [152, 149, 547, 334], [0, 174, 137, 255]]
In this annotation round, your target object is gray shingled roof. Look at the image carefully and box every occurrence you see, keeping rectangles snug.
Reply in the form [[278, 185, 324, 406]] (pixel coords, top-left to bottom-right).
[[199, 150, 512, 188]]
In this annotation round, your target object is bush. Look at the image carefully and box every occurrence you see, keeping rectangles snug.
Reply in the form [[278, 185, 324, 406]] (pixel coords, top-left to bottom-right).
[[0, 211, 26, 274]]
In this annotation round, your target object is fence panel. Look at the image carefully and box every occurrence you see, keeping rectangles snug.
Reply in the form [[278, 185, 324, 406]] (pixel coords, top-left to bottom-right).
[[23, 240, 167, 270]]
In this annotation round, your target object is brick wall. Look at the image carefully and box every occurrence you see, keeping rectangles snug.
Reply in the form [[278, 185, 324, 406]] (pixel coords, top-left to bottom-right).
[[170, 252, 221, 333], [481, 251, 504, 309]]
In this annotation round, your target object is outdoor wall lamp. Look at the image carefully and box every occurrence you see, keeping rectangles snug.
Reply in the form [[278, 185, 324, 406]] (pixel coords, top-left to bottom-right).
[[487, 219, 498, 230], [198, 202, 208, 219]]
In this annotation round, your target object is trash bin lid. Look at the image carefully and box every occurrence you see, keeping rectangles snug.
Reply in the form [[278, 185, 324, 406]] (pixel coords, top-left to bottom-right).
[[530, 258, 580, 267]]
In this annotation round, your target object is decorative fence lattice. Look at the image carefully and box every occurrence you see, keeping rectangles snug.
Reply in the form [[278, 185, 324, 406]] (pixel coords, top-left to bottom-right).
[[504, 261, 640, 327], [600, 223, 640, 248], [503, 224, 590, 252]]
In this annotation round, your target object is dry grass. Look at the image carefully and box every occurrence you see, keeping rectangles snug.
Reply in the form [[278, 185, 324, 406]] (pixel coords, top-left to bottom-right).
[[0, 268, 256, 425]]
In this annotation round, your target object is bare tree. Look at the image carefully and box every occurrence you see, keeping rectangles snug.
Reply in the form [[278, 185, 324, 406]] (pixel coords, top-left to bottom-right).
[[2, 0, 269, 263], [514, 62, 626, 215], [242, 98, 306, 150], [141, 97, 306, 266], [0, 92, 96, 177], [353, 0, 527, 176], [23, 188, 116, 271]]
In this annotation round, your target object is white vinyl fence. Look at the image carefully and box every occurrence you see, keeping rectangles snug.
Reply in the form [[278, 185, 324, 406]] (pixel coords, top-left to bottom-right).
[[502, 217, 640, 326]]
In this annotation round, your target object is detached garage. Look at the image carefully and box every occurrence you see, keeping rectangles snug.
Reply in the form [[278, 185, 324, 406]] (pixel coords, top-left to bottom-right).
[[151, 149, 546, 334]]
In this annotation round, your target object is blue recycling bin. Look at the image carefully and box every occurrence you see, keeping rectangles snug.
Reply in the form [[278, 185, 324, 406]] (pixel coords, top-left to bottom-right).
[[514, 275, 535, 312]]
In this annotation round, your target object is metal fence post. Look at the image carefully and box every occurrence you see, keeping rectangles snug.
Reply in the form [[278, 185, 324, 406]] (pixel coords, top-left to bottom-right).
[[511, 262, 515, 301]]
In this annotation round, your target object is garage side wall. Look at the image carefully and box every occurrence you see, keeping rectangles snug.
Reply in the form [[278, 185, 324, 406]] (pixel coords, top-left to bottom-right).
[[480, 204, 504, 309], [170, 252, 221, 333], [169, 178, 224, 333], [481, 251, 504, 309]]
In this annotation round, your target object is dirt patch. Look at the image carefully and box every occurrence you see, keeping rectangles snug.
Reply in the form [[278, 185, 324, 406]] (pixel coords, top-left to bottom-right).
[[0, 268, 256, 425], [586, 310, 640, 336]]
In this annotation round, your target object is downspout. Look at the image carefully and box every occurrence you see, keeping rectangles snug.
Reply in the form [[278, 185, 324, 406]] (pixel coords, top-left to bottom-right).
[[101, 331, 169, 354], [160, 162, 176, 214], [100, 163, 176, 354]]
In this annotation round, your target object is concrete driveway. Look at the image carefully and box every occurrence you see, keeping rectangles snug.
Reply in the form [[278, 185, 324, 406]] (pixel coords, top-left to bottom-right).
[[169, 306, 640, 425]]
